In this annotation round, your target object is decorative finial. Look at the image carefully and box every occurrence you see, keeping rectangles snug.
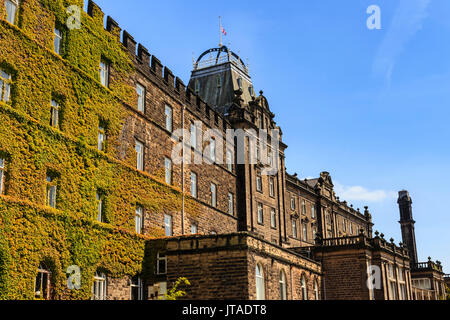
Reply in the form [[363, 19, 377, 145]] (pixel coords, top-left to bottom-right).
[[375, 231, 380, 237], [259, 90, 264, 96], [390, 238, 394, 244], [380, 233, 385, 239]]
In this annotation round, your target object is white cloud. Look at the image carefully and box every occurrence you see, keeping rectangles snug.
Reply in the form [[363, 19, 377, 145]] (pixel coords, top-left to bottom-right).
[[334, 182, 396, 203], [373, 0, 431, 83]]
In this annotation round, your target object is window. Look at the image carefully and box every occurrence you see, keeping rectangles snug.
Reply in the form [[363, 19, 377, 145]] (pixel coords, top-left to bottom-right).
[[209, 138, 216, 162], [54, 28, 63, 55], [301, 275, 308, 300], [164, 214, 172, 236], [256, 172, 262, 192], [267, 149, 273, 167], [258, 113, 264, 129], [92, 272, 107, 300], [164, 157, 172, 185], [135, 140, 144, 171], [302, 200, 306, 215], [302, 223, 307, 241], [255, 142, 261, 161], [216, 75, 222, 88], [0, 70, 12, 103], [96, 192, 104, 222], [210, 183, 217, 207], [46, 174, 57, 208], [290, 198, 296, 210], [136, 83, 145, 112], [135, 206, 143, 234], [35, 263, 51, 300], [194, 79, 200, 94], [99, 60, 109, 87], [312, 227, 317, 241], [257, 203, 263, 225], [349, 223, 353, 235], [292, 219, 298, 239], [98, 125, 106, 151], [398, 268, 407, 300], [269, 177, 275, 197], [279, 271, 287, 300], [0, 157, 5, 195], [5, 0, 18, 25], [270, 208, 277, 229], [314, 280, 319, 300], [165, 105, 173, 132], [343, 219, 347, 232], [156, 253, 167, 275], [311, 205, 315, 218], [249, 85, 255, 97], [237, 77, 242, 89], [190, 172, 197, 198], [228, 193, 234, 216], [190, 223, 198, 234], [50, 100, 59, 128], [255, 264, 265, 300], [130, 276, 143, 300], [388, 264, 398, 300], [226, 149, 233, 172], [190, 122, 197, 149]]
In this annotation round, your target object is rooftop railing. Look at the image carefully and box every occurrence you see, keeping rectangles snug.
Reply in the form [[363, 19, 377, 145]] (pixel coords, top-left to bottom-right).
[[412, 260, 443, 273]]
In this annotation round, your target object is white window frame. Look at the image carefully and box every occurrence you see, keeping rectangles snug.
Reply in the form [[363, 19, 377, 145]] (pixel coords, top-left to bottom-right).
[[257, 203, 264, 225], [99, 59, 109, 87], [301, 275, 308, 300], [190, 122, 197, 149], [156, 253, 167, 275], [209, 138, 216, 162], [314, 280, 319, 300], [256, 172, 262, 192], [5, 0, 19, 25], [130, 276, 143, 301], [270, 208, 277, 229], [255, 264, 265, 300], [54, 28, 62, 55], [190, 223, 198, 234], [96, 192, 104, 222], [135, 206, 143, 234], [164, 157, 172, 185], [303, 223, 307, 241], [210, 183, 217, 208], [311, 205, 315, 219], [46, 175, 57, 208], [136, 83, 145, 112], [290, 197, 295, 210], [279, 270, 287, 300], [292, 219, 298, 239], [0, 157, 5, 195], [92, 272, 107, 300], [190, 172, 197, 198], [228, 193, 234, 216], [165, 105, 173, 132], [35, 263, 51, 300], [164, 214, 172, 236], [0, 70, 12, 103], [269, 177, 275, 197], [135, 140, 144, 171], [302, 200, 306, 215], [50, 100, 59, 128], [98, 125, 106, 151], [226, 149, 233, 172]]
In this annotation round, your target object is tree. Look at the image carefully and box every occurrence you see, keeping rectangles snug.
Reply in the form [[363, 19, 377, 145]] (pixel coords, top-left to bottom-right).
[[164, 277, 191, 300]]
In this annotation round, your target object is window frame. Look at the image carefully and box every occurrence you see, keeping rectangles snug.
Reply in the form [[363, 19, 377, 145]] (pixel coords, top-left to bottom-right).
[[256, 171, 262, 192], [35, 263, 51, 300], [301, 275, 308, 300], [190, 172, 197, 198], [130, 275, 143, 301], [164, 157, 172, 185], [135, 139, 144, 171], [257, 203, 264, 225], [50, 99, 60, 128], [279, 270, 287, 300], [255, 264, 265, 300], [99, 59, 110, 87], [210, 183, 217, 208], [164, 104, 173, 132], [5, 0, 19, 25], [164, 214, 173, 236], [270, 208, 277, 229], [0, 69, 12, 103], [156, 253, 167, 275], [98, 124, 106, 151], [228, 192, 234, 216], [54, 27, 63, 55], [92, 271, 107, 300], [136, 83, 146, 113], [292, 219, 298, 239], [96, 191, 105, 222], [135, 205, 143, 234], [46, 174, 57, 208], [0, 157, 5, 195], [269, 177, 275, 197]]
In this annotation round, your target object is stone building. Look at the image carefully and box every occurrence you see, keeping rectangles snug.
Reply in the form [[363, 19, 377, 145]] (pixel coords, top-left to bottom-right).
[[0, 0, 445, 300]]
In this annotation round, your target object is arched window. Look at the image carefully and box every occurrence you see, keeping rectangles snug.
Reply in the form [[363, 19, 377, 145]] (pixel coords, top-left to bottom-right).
[[279, 270, 287, 300], [301, 275, 308, 300], [92, 271, 107, 300], [314, 280, 319, 300], [255, 264, 265, 300], [35, 262, 51, 300]]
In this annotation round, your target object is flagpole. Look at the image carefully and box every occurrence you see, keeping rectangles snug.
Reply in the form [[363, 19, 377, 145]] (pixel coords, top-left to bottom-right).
[[219, 16, 222, 47]]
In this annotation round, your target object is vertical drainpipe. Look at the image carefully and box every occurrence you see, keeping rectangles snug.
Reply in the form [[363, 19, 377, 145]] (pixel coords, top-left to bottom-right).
[[281, 156, 287, 242], [181, 105, 185, 235], [248, 136, 254, 232]]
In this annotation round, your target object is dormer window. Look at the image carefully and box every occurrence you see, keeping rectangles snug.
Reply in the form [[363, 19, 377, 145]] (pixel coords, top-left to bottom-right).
[[217, 75, 222, 88], [194, 79, 200, 94], [5, 0, 19, 25]]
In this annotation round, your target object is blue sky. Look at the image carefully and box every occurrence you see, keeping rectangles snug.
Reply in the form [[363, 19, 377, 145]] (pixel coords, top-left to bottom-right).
[[90, 0, 449, 270]]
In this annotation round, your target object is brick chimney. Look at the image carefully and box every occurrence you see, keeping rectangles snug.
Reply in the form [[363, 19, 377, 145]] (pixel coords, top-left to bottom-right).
[[397, 190, 418, 266]]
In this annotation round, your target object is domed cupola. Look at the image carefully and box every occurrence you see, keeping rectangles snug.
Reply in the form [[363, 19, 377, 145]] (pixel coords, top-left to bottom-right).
[[188, 46, 256, 114]]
